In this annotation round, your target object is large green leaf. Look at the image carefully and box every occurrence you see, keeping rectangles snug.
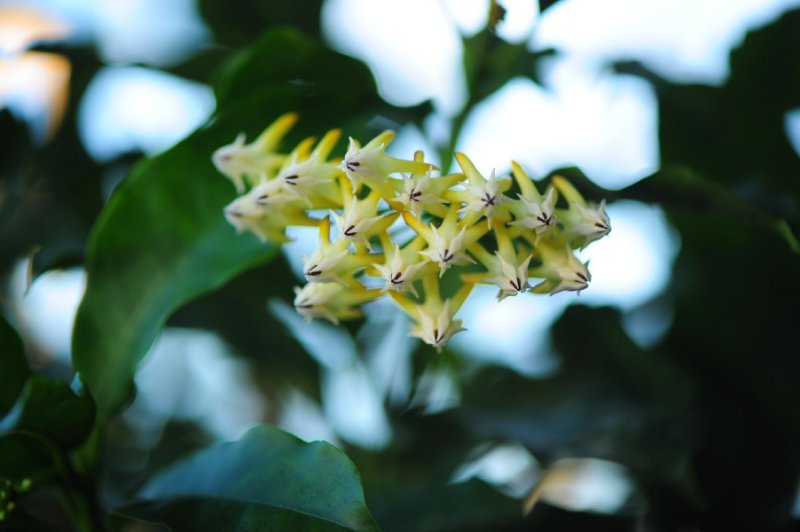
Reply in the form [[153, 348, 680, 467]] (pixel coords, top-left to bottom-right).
[[71, 117, 278, 418], [0, 376, 94, 448], [116, 425, 379, 532], [72, 27, 427, 418], [0, 314, 29, 415]]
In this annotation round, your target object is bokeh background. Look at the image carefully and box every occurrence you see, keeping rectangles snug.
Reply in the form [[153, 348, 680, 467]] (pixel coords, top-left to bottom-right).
[[2, 0, 800, 530]]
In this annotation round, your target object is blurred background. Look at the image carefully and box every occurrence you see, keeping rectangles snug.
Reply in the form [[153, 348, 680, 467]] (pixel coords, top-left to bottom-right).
[[2, 0, 800, 530]]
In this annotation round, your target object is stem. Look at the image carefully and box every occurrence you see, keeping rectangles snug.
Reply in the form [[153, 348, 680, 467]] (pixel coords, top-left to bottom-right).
[[58, 483, 98, 532]]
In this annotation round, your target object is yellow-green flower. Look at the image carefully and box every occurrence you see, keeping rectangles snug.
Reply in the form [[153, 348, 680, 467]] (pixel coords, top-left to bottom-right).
[[530, 242, 591, 295], [293, 282, 381, 324], [213, 112, 297, 192], [464, 223, 533, 300], [552, 175, 611, 249], [389, 275, 473, 352], [303, 217, 375, 287], [339, 130, 434, 198], [390, 151, 463, 218], [404, 205, 488, 277], [275, 129, 343, 208], [331, 177, 399, 251], [373, 235, 430, 297], [224, 177, 315, 242], [507, 162, 558, 243], [447, 152, 511, 227]]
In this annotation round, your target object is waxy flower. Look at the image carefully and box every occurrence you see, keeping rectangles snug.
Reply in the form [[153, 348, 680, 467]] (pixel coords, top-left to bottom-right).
[[303, 217, 376, 286], [339, 131, 434, 198], [390, 151, 463, 218], [448, 152, 511, 227], [373, 236, 430, 297], [405, 205, 487, 277], [293, 282, 381, 324], [530, 242, 592, 295], [275, 129, 342, 207], [465, 224, 533, 300], [331, 177, 399, 251], [214, 113, 612, 343], [224, 177, 314, 242], [213, 113, 297, 192], [390, 276, 473, 352], [553, 176, 611, 249], [508, 162, 558, 243]]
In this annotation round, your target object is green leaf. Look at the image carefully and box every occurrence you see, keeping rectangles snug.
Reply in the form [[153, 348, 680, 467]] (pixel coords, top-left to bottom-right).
[[622, 165, 800, 253], [0, 314, 29, 415], [213, 27, 430, 126], [199, 0, 325, 48], [115, 425, 380, 532], [0, 377, 94, 448], [71, 117, 278, 418]]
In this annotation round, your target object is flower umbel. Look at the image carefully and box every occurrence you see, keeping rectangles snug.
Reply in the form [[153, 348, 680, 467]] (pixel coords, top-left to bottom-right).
[[214, 113, 612, 351]]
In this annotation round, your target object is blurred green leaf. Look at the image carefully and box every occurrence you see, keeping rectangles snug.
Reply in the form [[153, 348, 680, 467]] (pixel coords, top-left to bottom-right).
[[0, 377, 94, 449], [116, 425, 379, 532], [650, 204, 800, 527], [0, 45, 105, 278], [538, 0, 562, 14], [613, 9, 800, 250], [623, 165, 800, 252], [462, 30, 553, 105], [348, 413, 527, 531], [0, 314, 29, 415], [213, 27, 431, 128], [445, 29, 553, 170], [0, 433, 62, 484], [199, 0, 324, 48], [457, 306, 695, 485]]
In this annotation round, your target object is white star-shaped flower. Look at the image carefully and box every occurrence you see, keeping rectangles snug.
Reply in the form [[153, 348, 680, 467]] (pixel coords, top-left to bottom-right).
[[373, 243, 428, 297], [409, 300, 466, 352]]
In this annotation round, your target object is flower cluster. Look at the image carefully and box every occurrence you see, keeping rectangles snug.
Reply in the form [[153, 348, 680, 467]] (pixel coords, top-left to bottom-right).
[[213, 113, 611, 351]]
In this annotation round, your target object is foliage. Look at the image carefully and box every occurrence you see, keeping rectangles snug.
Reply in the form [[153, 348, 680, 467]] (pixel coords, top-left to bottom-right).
[[1, 2, 799, 531], [116, 425, 379, 531]]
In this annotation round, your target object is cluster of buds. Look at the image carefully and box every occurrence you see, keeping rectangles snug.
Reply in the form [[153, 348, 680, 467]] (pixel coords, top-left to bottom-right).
[[213, 113, 610, 351], [0, 478, 30, 521]]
